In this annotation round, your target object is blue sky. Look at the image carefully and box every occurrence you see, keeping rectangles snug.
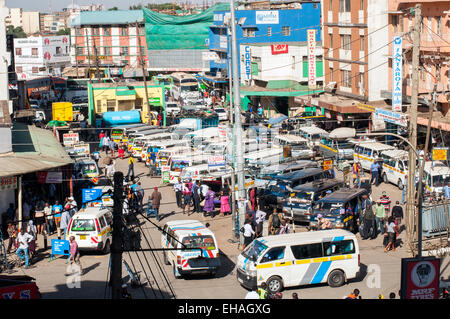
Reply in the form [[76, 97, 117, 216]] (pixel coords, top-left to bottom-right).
[[4, 0, 184, 12]]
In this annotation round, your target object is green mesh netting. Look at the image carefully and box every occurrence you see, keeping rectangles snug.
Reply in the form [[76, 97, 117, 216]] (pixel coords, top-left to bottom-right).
[[144, 3, 230, 50]]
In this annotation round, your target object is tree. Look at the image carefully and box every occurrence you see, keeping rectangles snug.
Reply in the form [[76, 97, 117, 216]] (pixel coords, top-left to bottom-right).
[[56, 28, 71, 36], [6, 25, 26, 38], [108, 6, 119, 11], [129, 4, 142, 10]]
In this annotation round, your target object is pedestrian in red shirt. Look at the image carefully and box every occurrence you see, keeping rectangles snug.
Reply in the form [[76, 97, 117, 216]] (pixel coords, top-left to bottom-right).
[[118, 145, 125, 159]]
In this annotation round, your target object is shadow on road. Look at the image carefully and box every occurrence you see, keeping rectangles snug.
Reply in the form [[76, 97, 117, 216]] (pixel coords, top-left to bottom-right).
[[180, 249, 236, 281], [82, 262, 101, 276]]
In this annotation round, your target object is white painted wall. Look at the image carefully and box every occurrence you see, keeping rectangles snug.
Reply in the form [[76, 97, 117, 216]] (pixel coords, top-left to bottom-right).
[[367, 0, 389, 101], [0, 0, 10, 101]]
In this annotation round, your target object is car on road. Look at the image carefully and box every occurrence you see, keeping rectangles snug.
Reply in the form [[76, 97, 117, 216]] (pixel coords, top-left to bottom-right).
[[236, 229, 360, 293], [166, 102, 181, 115], [161, 220, 221, 278]]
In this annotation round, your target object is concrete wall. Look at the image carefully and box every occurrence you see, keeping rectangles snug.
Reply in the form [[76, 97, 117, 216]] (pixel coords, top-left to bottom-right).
[[21, 11, 40, 34]]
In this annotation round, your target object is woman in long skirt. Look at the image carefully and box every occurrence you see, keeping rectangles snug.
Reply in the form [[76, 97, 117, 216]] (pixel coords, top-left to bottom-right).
[[220, 191, 231, 217], [203, 189, 215, 217]]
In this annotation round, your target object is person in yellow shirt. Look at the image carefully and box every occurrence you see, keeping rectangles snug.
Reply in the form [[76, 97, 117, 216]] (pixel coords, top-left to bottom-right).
[[127, 156, 135, 180]]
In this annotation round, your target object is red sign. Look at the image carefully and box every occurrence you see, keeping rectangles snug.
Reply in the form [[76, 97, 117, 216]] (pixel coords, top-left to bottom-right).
[[401, 257, 440, 299], [271, 44, 289, 55], [0, 283, 40, 299]]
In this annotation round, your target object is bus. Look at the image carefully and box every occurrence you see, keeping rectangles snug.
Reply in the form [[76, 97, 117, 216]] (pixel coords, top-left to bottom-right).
[[168, 153, 211, 184], [26, 76, 67, 103], [153, 74, 173, 90], [170, 72, 201, 101]]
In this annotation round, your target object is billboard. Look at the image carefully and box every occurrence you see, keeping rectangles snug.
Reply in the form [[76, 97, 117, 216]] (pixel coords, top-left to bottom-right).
[[392, 36, 403, 112], [307, 29, 316, 88], [255, 11, 279, 24], [244, 46, 252, 82], [401, 257, 440, 299]]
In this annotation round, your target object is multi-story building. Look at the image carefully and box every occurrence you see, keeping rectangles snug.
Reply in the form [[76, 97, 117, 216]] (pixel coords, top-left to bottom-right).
[[6, 8, 41, 34], [14, 35, 71, 80], [386, 0, 450, 140], [69, 10, 147, 77]]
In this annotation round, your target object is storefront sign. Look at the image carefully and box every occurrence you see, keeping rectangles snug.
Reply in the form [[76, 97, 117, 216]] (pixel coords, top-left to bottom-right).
[[432, 147, 449, 161], [392, 36, 403, 112], [401, 257, 440, 299], [208, 155, 226, 169], [63, 133, 79, 146], [51, 239, 70, 259], [244, 46, 252, 81], [357, 103, 375, 112], [307, 29, 316, 88], [82, 188, 103, 205], [271, 44, 288, 55], [255, 11, 279, 24], [375, 108, 408, 127], [0, 282, 39, 299], [325, 111, 331, 119], [218, 125, 227, 138], [37, 172, 62, 184], [323, 160, 333, 171], [0, 176, 17, 191], [337, 115, 343, 122]]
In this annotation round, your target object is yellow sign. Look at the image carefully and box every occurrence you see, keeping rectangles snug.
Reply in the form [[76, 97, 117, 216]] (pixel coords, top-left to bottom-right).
[[323, 160, 333, 171], [357, 103, 375, 112], [432, 148, 448, 161]]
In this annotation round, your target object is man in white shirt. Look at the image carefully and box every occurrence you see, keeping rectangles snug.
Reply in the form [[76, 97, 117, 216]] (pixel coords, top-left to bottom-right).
[[174, 178, 183, 208], [16, 229, 33, 268], [200, 184, 209, 199], [255, 208, 267, 238], [67, 197, 78, 217], [44, 202, 54, 235], [242, 220, 255, 250]]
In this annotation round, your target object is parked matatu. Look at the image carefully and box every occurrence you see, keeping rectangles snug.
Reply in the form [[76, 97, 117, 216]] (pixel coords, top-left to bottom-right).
[[317, 127, 354, 161], [310, 188, 371, 232], [282, 179, 344, 224], [236, 229, 360, 293]]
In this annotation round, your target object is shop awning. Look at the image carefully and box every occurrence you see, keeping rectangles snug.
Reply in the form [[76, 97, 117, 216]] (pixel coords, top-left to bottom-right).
[[0, 124, 74, 178], [196, 75, 228, 84]]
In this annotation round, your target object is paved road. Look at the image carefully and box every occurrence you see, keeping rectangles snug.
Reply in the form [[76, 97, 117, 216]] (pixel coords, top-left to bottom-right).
[[8, 152, 450, 299]]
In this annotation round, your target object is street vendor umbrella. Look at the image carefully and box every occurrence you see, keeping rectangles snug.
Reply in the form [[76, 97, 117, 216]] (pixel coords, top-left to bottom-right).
[[267, 114, 288, 125]]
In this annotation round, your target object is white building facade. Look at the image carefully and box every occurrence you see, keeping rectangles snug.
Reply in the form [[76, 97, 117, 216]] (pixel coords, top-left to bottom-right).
[[14, 35, 71, 81]]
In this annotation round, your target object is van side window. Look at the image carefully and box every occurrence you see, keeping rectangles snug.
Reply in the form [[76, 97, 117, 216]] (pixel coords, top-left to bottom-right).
[[260, 247, 285, 263], [291, 243, 322, 259], [323, 240, 355, 256], [398, 161, 404, 171], [98, 216, 106, 229], [104, 212, 113, 226], [364, 148, 371, 156]]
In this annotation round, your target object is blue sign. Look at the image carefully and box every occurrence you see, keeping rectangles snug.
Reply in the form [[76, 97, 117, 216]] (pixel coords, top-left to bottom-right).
[[392, 36, 403, 112], [82, 188, 102, 204], [244, 46, 251, 81], [50, 239, 70, 261]]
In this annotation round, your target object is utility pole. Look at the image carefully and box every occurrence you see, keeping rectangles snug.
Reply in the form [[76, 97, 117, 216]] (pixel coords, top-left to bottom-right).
[[406, 4, 421, 256], [85, 30, 92, 80], [110, 171, 124, 299], [136, 21, 153, 125], [93, 41, 101, 80], [229, 0, 246, 244]]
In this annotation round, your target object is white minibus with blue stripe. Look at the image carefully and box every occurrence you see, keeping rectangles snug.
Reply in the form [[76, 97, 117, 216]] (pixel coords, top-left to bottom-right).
[[236, 229, 360, 294]]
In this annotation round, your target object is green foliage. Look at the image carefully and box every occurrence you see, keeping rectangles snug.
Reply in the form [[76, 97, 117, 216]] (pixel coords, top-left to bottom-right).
[[7, 25, 26, 38], [108, 6, 119, 11], [56, 28, 71, 36], [145, 3, 181, 11]]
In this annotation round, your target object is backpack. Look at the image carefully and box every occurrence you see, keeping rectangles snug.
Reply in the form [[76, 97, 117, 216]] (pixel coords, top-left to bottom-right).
[[272, 213, 281, 228]]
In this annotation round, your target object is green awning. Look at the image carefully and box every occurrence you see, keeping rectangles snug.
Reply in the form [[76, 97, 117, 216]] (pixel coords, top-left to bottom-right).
[[116, 89, 137, 96]]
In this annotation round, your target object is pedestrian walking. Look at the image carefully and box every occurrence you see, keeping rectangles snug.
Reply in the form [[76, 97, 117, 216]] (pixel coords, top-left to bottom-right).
[[392, 201, 403, 228], [6, 222, 16, 254], [219, 191, 231, 217], [16, 228, 33, 268], [444, 182, 450, 199], [44, 202, 54, 235], [380, 191, 391, 215], [26, 220, 37, 259], [118, 145, 125, 159], [203, 188, 215, 217], [60, 208, 71, 240], [268, 208, 283, 235], [127, 156, 135, 180], [67, 196, 78, 217], [374, 201, 386, 235], [52, 200, 63, 238], [384, 216, 399, 252], [33, 203, 45, 235], [6, 203, 15, 222], [174, 178, 183, 208], [183, 181, 193, 215], [69, 236, 82, 274], [370, 161, 380, 186], [150, 187, 162, 216], [135, 182, 145, 209], [241, 219, 255, 250], [279, 218, 291, 234], [401, 176, 407, 205], [352, 162, 361, 187], [192, 181, 202, 214], [361, 202, 376, 240], [255, 207, 266, 238], [249, 187, 257, 212]]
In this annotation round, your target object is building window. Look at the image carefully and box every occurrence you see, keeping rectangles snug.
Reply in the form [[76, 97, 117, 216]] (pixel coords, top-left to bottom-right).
[[339, 0, 351, 12], [121, 46, 129, 56], [360, 35, 365, 51], [267, 26, 272, 36], [106, 99, 116, 112], [358, 72, 364, 94], [121, 27, 128, 36], [340, 35, 351, 50], [92, 28, 99, 36], [76, 47, 83, 56], [243, 28, 255, 38], [135, 98, 143, 110], [329, 67, 334, 82], [392, 15, 399, 33], [341, 69, 351, 88], [437, 16, 442, 35], [104, 47, 111, 55], [32, 67, 39, 74], [96, 100, 102, 113], [329, 33, 333, 48], [282, 26, 290, 36], [31, 48, 38, 56], [76, 28, 82, 36], [103, 27, 110, 36], [15, 48, 22, 56]]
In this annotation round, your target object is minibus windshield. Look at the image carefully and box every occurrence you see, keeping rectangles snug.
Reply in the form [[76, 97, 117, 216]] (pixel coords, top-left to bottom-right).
[[71, 219, 96, 232], [242, 240, 268, 261]]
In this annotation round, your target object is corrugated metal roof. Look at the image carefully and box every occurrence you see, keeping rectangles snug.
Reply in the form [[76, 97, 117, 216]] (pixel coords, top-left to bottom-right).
[[70, 10, 143, 27], [0, 124, 73, 178]]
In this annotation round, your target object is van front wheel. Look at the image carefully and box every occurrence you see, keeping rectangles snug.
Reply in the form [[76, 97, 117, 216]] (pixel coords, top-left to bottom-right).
[[266, 276, 283, 294], [327, 269, 345, 287], [398, 179, 404, 190], [382, 173, 388, 184], [163, 252, 170, 265], [102, 240, 111, 255]]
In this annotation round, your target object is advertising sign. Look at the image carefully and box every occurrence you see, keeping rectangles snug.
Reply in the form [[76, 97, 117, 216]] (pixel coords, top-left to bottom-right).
[[256, 11, 279, 24], [218, 124, 227, 138], [162, 165, 170, 183], [432, 147, 449, 161], [73, 143, 90, 156], [401, 257, 440, 299], [63, 133, 79, 146], [82, 188, 103, 205], [37, 172, 62, 184], [375, 108, 408, 127], [271, 44, 289, 55], [244, 46, 252, 81], [0, 282, 39, 299], [307, 29, 316, 88], [392, 36, 403, 112], [0, 176, 17, 192], [50, 239, 70, 260], [323, 160, 333, 171], [208, 155, 226, 169]]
